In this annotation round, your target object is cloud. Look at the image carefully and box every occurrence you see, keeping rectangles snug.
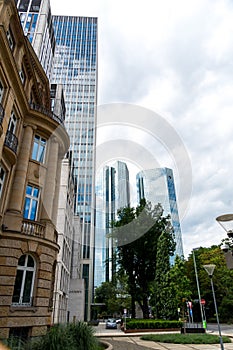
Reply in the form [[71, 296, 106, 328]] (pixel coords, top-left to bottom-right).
[[50, 0, 233, 257]]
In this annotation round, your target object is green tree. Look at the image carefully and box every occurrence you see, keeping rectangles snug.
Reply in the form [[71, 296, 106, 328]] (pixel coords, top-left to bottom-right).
[[151, 253, 191, 320], [113, 199, 175, 318], [185, 245, 233, 322], [95, 280, 130, 316]]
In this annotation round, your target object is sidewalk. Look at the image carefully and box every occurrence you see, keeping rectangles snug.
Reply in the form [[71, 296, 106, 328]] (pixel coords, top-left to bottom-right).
[[96, 322, 233, 349]]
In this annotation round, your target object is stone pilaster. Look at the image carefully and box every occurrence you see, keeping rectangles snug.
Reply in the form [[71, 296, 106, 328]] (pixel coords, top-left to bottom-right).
[[41, 136, 59, 221]]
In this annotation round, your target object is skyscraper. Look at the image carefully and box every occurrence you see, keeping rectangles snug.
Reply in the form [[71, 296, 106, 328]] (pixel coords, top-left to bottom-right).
[[15, 0, 55, 80], [51, 15, 98, 320], [136, 168, 184, 263], [95, 161, 130, 288]]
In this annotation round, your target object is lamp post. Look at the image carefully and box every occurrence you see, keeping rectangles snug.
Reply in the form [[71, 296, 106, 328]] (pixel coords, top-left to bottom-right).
[[216, 214, 233, 269], [203, 264, 224, 350], [216, 214, 233, 239], [192, 248, 206, 329]]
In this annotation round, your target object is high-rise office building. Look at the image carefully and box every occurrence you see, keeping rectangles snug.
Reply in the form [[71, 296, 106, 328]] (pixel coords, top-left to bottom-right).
[[15, 0, 55, 80], [136, 168, 184, 263], [51, 15, 98, 320], [95, 161, 130, 288], [16, 1, 98, 321]]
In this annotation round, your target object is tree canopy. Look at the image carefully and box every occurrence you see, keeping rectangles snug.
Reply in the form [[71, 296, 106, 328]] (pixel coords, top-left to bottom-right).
[[112, 199, 176, 318]]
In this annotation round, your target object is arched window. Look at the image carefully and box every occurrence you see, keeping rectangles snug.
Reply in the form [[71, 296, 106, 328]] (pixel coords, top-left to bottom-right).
[[12, 254, 36, 306]]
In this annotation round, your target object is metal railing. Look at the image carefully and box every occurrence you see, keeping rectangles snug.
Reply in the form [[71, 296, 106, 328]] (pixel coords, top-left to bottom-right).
[[4, 130, 18, 154], [29, 102, 65, 125], [21, 219, 45, 239]]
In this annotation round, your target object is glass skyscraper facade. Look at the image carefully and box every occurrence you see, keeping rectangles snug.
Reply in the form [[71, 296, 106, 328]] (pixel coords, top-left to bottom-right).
[[136, 168, 184, 263], [95, 161, 130, 288], [51, 15, 98, 320]]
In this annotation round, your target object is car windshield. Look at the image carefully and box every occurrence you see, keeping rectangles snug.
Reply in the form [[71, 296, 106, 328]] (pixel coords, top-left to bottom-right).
[[107, 319, 115, 322]]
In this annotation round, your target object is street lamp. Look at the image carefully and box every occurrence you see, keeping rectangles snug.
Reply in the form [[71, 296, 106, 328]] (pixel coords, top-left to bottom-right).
[[216, 214, 233, 238], [192, 248, 206, 329], [216, 214, 233, 269], [203, 264, 224, 350]]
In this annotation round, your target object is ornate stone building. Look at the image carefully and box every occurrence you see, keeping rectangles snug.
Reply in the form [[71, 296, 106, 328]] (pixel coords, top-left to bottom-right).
[[0, 0, 69, 339]]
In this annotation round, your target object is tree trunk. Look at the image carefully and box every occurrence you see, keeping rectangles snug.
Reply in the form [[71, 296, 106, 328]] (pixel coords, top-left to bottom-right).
[[131, 295, 136, 318], [142, 295, 150, 319]]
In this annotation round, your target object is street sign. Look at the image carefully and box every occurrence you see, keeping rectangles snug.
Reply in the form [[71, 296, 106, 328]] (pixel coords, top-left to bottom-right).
[[200, 299, 206, 305]]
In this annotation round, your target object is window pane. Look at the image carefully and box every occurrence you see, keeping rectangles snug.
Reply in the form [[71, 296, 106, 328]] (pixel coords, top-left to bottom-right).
[[26, 185, 32, 196], [32, 188, 39, 198], [27, 255, 34, 267], [0, 80, 3, 102], [23, 197, 30, 219], [12, 270, 23, 303], [18, 255, 26, 266], [32, 142, 38, 160], [22, 271, 33, 303], [29, 199, 38, 220], [38, 145, 45, 162]]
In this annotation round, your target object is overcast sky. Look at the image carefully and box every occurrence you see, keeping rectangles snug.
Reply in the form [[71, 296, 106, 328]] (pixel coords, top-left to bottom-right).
[[50, 0, 233, 258]]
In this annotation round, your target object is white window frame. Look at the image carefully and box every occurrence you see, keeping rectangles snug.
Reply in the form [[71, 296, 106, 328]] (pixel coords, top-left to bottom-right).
[[23, 185, 40, 221], [12, 254, 36, 306], [31, 134, 47, 163], [8, 111, 17, 134]]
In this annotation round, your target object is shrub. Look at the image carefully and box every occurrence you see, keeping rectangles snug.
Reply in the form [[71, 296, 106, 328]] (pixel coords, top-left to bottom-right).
[[66, 322, 99, 350], [125, 319, 182, 330], [25, 324, 75, 350], [23, 322, 99, 350]]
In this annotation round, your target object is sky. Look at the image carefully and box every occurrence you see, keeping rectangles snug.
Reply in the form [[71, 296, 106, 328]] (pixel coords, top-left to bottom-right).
[[50, 0, 233, 258]]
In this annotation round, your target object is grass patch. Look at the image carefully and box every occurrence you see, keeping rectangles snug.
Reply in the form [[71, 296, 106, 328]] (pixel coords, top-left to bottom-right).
[[141, 333, 232, 344]]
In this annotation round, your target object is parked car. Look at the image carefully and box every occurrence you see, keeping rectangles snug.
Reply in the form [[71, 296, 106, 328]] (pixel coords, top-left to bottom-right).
[[106, 318, 117, 329]]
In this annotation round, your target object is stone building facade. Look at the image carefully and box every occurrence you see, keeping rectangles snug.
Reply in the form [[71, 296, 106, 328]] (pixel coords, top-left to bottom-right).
[[0, 0, 69, 339]]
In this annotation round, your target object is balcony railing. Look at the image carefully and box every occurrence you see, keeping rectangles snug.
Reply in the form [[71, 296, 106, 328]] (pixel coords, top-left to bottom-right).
[[4, 130, 18, 154], [0, 103, 4, 125], [29, 102, 65, 125], [21, 219, 45, 239]]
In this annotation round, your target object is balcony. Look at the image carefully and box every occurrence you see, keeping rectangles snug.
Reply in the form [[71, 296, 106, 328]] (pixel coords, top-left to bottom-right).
[[21, 219, 45, 239], [4, 130, 18, 154], [29, 102, 65, 125]]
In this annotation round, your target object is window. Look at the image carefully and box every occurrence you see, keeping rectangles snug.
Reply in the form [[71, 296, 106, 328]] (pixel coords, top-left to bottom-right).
[[18, 0, 30, 11], [12, 254, 36, 306], [31, 135, 46, 163], [0, 163, 6, 199], [19, 67, 26, 85], [0, 80, 4, 102], [6, 28, 15, 51], [8, 111, 17, 134], [30, 0, 41, 12], [23, 185, 40, 220]]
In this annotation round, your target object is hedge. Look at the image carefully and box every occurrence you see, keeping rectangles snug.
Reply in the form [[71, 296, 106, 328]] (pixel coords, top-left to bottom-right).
[[125, 319, 183, 330]]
